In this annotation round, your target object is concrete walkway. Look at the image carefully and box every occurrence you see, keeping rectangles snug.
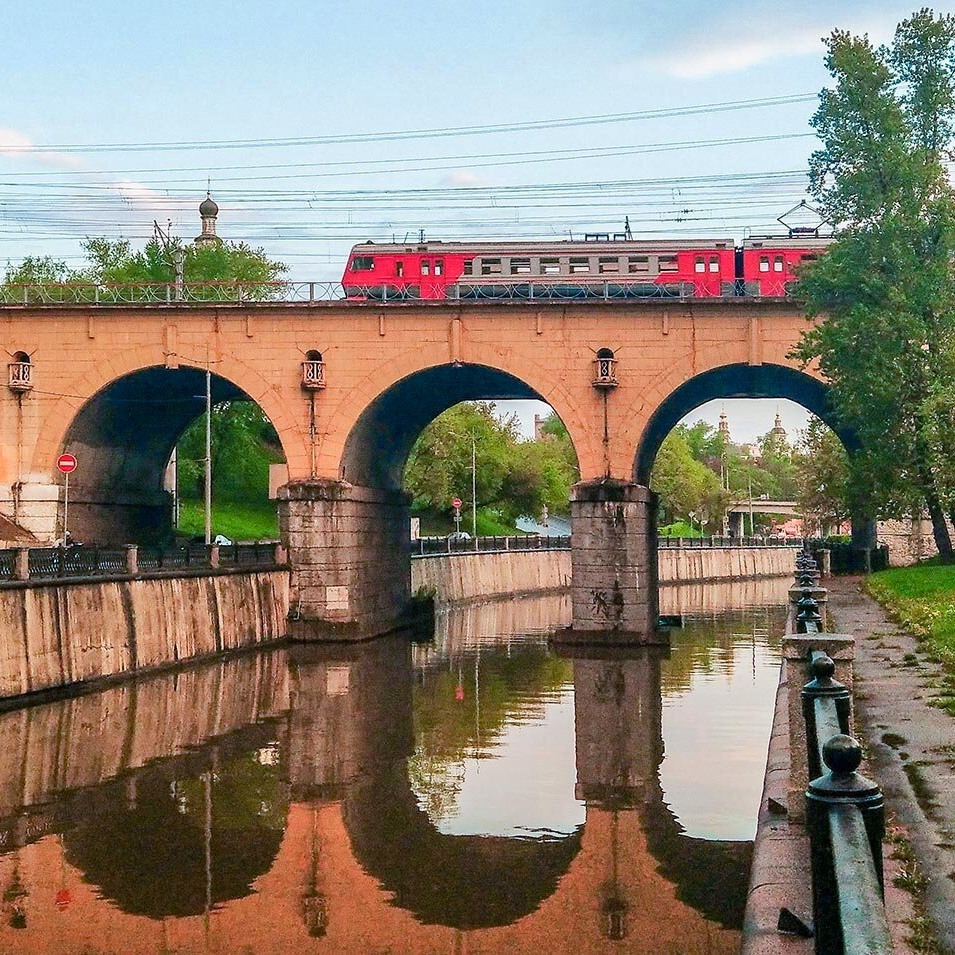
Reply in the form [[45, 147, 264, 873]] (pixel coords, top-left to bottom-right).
[[827, 576, 955, 955]]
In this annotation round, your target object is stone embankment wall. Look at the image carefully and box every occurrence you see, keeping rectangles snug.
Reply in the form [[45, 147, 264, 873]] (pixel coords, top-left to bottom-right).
[[877, 516, 950, 566], [0, 547, 792, 703], [413, 546, 794, 603], [0, 570, 288, 702]]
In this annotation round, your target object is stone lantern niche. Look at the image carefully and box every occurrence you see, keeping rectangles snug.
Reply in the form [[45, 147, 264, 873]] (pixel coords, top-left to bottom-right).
[[8, 352, 32, 393], [302, 350, 325, 390], [592, 348, 618, 389]]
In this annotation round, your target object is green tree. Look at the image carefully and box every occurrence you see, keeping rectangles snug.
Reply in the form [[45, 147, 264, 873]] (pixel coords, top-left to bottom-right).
[[650, 428, 724, 529], [793, 10, 955, 559], [177, 401, 282, 503], [3, 235, 287, 302], [404, 403, 579, 525], [793, 417, 851, 536]]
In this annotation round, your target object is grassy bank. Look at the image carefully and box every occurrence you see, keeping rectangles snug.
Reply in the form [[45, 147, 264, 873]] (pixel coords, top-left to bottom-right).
[[176, 498, 278, 542], [866, 563, 955, 666]]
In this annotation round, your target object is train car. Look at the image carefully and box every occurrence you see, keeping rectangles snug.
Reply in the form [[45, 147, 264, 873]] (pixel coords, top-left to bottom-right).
[[341, 235, 831, 301], [739, 235, 831, 297], [342, 238, 737, 300]]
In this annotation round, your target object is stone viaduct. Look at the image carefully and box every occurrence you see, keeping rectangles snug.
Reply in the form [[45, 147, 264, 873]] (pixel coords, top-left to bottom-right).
[[0, 297, 835, 642]]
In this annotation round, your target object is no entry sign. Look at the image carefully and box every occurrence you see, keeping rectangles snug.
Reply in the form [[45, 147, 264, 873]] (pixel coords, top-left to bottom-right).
[[452, 497, 462, 509], [57, 453, 77, 474]]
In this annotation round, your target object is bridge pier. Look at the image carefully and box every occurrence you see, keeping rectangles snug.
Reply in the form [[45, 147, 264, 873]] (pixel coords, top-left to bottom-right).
[[565, 480, 663, 645], [278, 479, 412, 641]]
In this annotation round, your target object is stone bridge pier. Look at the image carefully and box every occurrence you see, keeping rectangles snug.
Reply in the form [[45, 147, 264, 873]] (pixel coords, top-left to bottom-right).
[[279, 475, 663, 645], [566, 480, 661, 645], [278, 479, 412, 640]]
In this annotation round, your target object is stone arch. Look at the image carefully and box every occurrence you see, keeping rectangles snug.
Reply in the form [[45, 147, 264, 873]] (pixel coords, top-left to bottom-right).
[[632, 362, 846, 484], [32, 345, 307, 480], [40, 353, 300, 543], [336, 361, 583, 491]]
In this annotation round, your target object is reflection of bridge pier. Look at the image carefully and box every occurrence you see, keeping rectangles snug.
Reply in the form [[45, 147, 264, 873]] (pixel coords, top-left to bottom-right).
[[286, 636, 414, 798], [571, 646, 666, 806]]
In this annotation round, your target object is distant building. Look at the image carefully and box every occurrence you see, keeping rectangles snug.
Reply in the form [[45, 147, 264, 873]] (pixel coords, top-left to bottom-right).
[[194, 192, 221, 247]]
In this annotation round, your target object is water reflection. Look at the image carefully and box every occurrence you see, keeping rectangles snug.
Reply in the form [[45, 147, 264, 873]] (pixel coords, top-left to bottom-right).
[[0, 583, 786, 953]]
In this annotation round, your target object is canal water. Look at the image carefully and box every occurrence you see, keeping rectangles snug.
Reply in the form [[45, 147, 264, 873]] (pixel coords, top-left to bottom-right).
[[0, 577, 791, 954]]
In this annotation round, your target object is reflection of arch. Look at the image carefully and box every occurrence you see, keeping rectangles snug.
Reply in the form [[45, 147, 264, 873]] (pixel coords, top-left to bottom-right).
[[340, 363, 541, 489], [633, 363, 847, 484], [344, 763, 584, 929], [59, 727, 289, 919]]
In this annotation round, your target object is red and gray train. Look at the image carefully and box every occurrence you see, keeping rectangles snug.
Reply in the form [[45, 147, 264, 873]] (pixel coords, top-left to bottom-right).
[[342, 234, 830, 301]]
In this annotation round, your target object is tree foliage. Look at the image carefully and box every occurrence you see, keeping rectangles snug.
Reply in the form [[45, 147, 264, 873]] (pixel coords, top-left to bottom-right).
[[4, 235, 287, 301], [793, 417, 851, 536], [403, 403, 578, 523], [793, 9, 955, 558]]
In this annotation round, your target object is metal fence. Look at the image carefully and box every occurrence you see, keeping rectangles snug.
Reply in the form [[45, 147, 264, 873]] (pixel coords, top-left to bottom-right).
[[0, 279, 801, 306], [790, 550, 892, 954], [414, 535, 571, 557], [0, 542, 284, 583], [658, 535, 805, 548]]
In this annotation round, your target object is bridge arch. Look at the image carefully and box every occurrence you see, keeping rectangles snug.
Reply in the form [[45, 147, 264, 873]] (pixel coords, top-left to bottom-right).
[[632, 362, 844, 484], [338, 361, 578, 491], [46, 357, 297, 543]]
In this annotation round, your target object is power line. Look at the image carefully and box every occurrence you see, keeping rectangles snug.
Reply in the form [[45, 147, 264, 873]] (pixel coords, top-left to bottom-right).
[[0, 94, 817, 156]]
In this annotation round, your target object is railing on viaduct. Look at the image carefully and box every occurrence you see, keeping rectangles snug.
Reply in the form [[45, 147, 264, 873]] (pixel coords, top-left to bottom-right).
[[0, 278, 801, 306], [777, 551, 892, 954]]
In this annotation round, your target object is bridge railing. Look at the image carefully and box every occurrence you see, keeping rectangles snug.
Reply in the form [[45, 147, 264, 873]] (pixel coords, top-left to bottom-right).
[[0, 542, 286, 583], [414, 534, 571, 557], [658, 535, 805, 548], [0, 279, 803, 306], [764, 550, 892, 955]]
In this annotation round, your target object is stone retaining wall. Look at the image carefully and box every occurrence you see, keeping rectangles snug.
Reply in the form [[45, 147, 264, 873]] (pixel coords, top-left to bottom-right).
[[414, 546, 794, 604], [0, 570, 288, 702]]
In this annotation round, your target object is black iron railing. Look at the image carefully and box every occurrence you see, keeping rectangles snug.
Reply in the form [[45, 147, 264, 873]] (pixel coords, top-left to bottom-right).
[[790, 548, 892, 955], [0, 542, 285, 583]]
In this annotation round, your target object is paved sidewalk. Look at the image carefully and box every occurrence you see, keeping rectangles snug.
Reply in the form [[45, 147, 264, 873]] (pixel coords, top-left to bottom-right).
[[827, 576, 955, 955]]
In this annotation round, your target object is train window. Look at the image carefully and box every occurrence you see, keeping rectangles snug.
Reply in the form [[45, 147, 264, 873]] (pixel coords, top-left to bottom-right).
[[570, 256, 590, 273], [759, 256, 769, 272], [628, 256, 649, 273], [709, 257, 720, 272], [659, 255, 678, 272], [598, 257, 620, 274], [511, 258, 532, 274], [481, 258, 502, 275], [773, 256, 784, 272], [541, 257, 561, 274], [463, 259, 473, 276], [396, 261, 404, 277], [351, 256, 374, 271], [694, 256, 705, 273], [435, 259, 444, 275], [421, 260, 431, 275]]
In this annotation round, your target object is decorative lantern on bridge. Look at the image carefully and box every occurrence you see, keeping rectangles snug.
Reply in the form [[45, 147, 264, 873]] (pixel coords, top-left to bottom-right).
[[7, 352, 33, 394], [592, 348, 618, 390], [301, 350, 326, 390]]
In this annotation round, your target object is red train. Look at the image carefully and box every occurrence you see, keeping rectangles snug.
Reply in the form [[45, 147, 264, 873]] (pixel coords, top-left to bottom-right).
[[341, 234, 830, 301]]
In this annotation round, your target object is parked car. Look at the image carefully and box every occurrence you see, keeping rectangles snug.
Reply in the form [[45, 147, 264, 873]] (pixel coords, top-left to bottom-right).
[[447, 531, 471, 542]]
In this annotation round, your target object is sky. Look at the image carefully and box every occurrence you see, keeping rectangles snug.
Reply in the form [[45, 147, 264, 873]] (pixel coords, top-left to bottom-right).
[[3, 0, 950, 443]]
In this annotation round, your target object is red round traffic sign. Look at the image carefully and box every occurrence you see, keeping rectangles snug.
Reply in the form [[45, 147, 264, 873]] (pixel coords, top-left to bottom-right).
[[452, 497, 462, 509], [56, 453, 77, 474]]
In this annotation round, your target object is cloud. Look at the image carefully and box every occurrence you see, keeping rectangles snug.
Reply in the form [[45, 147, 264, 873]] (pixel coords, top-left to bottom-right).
[[0, 127, 86, 170], [639, 9, 901, 79], [442, 169, 493, 188]]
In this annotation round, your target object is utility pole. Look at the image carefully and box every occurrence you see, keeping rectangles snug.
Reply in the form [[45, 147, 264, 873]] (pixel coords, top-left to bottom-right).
[[471, 431, 477, 541]]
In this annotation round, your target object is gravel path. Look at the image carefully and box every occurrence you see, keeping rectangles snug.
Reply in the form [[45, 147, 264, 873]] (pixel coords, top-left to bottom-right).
[[827, 575, 955, 954]]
